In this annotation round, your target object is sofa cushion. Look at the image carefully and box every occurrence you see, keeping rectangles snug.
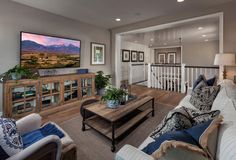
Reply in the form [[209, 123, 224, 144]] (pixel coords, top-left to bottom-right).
[[190, 80, 220, 111], [149, 107, 192, 139], [0, 118, 23, 160]]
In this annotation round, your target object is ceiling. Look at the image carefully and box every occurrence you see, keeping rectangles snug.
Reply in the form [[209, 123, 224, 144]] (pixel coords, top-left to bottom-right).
[[12, 0, 233, 29], [121, 17, 219, 47]]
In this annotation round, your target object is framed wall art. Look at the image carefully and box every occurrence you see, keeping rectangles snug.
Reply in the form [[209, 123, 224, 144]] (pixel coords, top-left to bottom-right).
[[167, 52, 176, 64], [122, 50, 130, 62], [138, 51, 144, 62], [91, 42, 106, 65], [158, 53, 166, 64], [131, 50, 138, 62]]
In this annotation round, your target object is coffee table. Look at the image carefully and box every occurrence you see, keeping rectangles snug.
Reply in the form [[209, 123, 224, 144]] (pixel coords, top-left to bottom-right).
[[82, 95, 155, 152]]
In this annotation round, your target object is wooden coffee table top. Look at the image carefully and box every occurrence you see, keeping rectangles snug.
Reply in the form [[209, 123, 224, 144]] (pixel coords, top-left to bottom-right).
[[84, 95, 154, 122]]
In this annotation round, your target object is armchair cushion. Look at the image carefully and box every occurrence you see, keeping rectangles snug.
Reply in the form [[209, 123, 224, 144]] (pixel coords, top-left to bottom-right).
[[22, 123, 64, 148], [0, 118, 23, 160]]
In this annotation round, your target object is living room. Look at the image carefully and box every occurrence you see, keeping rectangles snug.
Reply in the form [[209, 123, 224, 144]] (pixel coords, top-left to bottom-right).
[[0, 0, 236, 160]]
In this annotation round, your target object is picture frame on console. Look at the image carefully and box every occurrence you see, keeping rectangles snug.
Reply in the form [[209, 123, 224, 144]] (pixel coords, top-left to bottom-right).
[[138, 51, 144, 62], [131, 50, 138, 62], [122, 50, 130, 62], [91, 42, 106, 65]]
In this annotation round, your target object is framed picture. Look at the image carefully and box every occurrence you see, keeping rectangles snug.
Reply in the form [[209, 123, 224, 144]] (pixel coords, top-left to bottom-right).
[[122, 50, 130, 62], [167, 52, 176, 64], [158, 53, 166, 63], [131, 50, 138, 62], [91, 42, 105, 65], [138, 51, 144, 62]]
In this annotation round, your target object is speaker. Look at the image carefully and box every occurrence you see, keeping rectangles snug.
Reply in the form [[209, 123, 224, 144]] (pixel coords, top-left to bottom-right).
[[77, 69, 89, 74]]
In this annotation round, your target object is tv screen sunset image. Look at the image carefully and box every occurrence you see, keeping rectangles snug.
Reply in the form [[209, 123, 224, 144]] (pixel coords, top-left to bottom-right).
[[21, 32, 81, 69]]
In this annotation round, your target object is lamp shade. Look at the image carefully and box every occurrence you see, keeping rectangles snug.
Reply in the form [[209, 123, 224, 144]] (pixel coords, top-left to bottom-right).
[[214, 53, 235, 66]]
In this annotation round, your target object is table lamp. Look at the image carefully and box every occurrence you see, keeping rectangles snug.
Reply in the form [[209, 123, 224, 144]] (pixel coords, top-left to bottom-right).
[[214, 53, 235, 79]]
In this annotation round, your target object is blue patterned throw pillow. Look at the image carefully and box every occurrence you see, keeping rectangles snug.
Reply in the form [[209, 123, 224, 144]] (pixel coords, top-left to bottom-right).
[[0, 118, 23, 160]]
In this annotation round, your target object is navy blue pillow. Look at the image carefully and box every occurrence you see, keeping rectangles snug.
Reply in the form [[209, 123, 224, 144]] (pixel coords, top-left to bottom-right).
[[22, 123, 64, 148], [193, 75, 216, 90], [142, 130, 199, 155], [142, 120, 214, 155], [185, 119, 213, 144], [206, 77, 216, 86], [193, 75, 205, 90]]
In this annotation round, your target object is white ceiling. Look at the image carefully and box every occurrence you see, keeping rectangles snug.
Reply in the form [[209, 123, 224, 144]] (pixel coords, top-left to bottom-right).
[[122, 17, 219, 47], [12, 0, 233, 29]]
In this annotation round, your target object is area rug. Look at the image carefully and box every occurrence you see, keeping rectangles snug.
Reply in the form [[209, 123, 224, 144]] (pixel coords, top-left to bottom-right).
[[59, 102, 175, 160]]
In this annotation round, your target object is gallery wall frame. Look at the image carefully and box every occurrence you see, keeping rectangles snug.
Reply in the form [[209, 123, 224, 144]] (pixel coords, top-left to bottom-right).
[[131, 50, 138, 62], [138, 51, 144, 62], [122, 49, 130, 62]]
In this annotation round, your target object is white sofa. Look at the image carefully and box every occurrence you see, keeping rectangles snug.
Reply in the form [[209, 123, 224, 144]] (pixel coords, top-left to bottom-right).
[[116, 80, 236, 160]]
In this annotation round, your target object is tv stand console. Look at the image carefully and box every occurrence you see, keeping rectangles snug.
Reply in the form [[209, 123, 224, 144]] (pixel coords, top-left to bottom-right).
[[3, 73, 95, 119]]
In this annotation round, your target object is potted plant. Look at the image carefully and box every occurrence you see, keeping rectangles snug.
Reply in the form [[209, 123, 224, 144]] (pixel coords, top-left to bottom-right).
[[102, 86, 127, 109], [95, 71, 111, 96], [1, 65, 39, 81]]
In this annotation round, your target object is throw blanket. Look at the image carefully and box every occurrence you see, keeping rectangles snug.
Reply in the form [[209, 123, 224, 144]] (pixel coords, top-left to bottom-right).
[[22, 123, 64, 148]]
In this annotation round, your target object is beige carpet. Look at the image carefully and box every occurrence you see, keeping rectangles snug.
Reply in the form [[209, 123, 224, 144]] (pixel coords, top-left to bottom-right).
[[59, 102, 175, 160]]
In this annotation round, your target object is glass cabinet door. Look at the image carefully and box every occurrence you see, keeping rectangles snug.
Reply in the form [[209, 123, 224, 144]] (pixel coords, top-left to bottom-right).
[[64, 80, 79, 102], [81, 78, 93, 98], [41, 81, 61, 109], [11, 85, 37, 117]]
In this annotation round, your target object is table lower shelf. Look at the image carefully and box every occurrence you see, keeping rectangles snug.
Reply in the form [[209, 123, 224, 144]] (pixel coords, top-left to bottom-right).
[[84, 107, 153, 140]]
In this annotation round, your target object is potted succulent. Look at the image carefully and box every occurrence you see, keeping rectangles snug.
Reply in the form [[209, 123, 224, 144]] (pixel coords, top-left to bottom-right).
[[0, 65, 39, 82], [102, 86, 127, 109], [95, 71, 111, 96]]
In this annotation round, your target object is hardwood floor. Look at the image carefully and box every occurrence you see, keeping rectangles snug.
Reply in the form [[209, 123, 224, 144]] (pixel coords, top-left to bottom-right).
[[42, 85, 185, 124]]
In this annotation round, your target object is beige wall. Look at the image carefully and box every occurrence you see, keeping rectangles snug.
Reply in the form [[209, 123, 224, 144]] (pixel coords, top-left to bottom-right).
[[0, 0, 111, 112], [111, 1, 236, 84], [183, 40, 219, 66]]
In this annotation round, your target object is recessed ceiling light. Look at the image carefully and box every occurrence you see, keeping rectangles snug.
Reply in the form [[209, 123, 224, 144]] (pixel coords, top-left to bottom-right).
[[150, 38, 154, 42], [149, 44, 153, 47], [202, 35, 207, 37], [198, 27, 203, 30], [163, 43, 167, 45], [177, 0, 184, 2], [205, 39, 209, 42], [134, 40, 138, 43], [115, 18, 121, 22]]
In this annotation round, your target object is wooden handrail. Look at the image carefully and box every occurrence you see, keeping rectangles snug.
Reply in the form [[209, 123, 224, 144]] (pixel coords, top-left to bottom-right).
[[185, 66, 219, 69]]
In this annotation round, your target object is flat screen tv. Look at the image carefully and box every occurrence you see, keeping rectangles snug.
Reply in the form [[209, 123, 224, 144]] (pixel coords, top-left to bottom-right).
[[20, 32, 81, 69]]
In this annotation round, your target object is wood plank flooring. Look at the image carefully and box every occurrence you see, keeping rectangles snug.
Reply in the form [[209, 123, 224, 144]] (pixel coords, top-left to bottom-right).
[[43, 85, 185, 124]]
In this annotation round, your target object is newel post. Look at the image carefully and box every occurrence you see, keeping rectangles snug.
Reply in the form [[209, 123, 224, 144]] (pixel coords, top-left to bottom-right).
[[147, 63, 151, 88], [181, 63, 186, 93]]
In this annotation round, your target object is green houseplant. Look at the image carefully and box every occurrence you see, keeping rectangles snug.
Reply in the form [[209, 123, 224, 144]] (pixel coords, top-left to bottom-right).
[[1, 65, 39, 81], [95, 71, 111, 96], [102, 86, 127, 109]]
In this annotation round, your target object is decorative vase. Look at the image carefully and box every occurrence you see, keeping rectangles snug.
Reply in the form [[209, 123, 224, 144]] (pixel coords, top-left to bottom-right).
[[11, 72, 22, 80], [107, 100, 120, 109], [97, 88, 105, 96]]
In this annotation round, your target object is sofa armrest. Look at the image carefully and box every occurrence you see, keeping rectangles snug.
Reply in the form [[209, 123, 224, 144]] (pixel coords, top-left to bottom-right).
[[115, 145, 154, 160], [7, 135, 62, 160], [16, 113, 42, 136]]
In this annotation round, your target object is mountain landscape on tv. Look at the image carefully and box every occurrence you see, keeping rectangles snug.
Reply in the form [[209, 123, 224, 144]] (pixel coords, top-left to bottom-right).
[[22, 40, 80, 54], [21, 32, 81, 69]]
